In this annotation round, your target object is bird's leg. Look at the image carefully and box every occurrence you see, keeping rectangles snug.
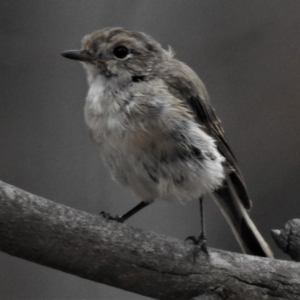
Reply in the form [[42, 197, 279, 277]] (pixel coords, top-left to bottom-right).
[[185, 196, 208, 258], [198, 195, 208, 252], [100, 201, 150, 223]]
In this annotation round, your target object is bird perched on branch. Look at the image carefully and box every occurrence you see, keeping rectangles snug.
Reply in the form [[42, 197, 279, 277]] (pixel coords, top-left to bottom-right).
[[62, 27, 273, 258]]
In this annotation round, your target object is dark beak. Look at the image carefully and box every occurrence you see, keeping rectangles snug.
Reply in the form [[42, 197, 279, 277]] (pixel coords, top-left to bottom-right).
[[61, 49, 94, 62]]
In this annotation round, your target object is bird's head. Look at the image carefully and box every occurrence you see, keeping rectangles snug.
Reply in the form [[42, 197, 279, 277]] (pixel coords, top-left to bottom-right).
[[62, 27, 172, 85]]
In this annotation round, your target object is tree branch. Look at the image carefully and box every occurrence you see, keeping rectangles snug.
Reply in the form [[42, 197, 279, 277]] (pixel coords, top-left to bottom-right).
[[272, 219, 300, 262], [0, 180, 300, 300]]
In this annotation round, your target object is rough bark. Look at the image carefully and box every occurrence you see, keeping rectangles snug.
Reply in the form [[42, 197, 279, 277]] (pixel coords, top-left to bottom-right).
[[272, 219, 300, 262], [0, 180, 300, 300]]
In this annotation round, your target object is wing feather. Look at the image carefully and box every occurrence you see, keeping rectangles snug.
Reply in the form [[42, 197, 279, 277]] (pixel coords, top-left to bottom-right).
[[163, 59, 252, 209]]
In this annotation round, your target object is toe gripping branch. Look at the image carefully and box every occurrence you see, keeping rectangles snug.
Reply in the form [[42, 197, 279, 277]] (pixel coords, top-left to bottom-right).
[[99, 201, 150, 223]]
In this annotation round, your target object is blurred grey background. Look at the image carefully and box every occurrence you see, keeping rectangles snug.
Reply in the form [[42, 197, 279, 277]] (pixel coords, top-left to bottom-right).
[[1, 0, 300, 299]]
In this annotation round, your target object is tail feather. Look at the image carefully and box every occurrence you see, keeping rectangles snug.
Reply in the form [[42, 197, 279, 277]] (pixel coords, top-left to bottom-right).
[[211, 175, 273, 258]]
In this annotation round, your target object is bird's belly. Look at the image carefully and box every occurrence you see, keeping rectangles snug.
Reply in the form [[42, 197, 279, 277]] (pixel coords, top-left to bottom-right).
[[98, 121, 225, 203]]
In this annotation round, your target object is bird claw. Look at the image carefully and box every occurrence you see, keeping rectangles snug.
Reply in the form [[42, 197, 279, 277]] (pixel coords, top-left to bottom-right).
[[185, 234, 209, 260], [99, 211, 124, 223], [185, 236, 199, 243]]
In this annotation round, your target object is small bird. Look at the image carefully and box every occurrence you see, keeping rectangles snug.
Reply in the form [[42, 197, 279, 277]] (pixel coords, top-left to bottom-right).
[[62, 27, 273, 258]]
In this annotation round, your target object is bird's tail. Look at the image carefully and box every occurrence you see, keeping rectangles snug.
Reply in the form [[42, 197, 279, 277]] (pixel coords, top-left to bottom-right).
[[211, 175, 273, 258]]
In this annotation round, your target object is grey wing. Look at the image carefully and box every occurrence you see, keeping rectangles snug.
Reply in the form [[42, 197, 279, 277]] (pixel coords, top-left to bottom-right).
[[163, 59, 252, 210]]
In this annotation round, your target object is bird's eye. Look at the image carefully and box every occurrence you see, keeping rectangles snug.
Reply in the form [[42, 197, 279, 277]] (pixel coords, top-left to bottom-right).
[[113, 45, 129, 60]]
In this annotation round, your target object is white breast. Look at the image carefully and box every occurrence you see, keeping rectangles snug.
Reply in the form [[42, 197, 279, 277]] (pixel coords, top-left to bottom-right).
[[85, 75, 106, 114], [84, 75, 127, 151]]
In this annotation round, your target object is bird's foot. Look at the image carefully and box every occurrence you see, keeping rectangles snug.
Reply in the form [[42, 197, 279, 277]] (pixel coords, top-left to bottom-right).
[[185, 233, 209, 260], [99, 211, 124, 223]]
